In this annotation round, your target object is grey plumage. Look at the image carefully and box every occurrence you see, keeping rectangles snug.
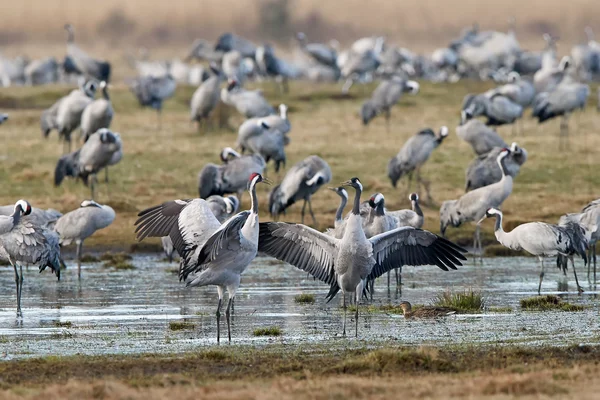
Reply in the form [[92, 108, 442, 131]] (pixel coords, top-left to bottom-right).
[[0, 206, 62, 230], [198, 147, 266, 199], [0, 200, 61, 315], [185, 39, 224, 63], [388, 193, 424, 229], [0, 113, 8, 124], [81, 80, 113, 141], [493, 72, 536, 108], [54, 128, 122, 199], [325, 187, 349, 239], [64, 24, 111, 82], [340, 45, 382, 94], [239, 119, 287, 172], [214, 33, 257, 59], [465, 142, 527, 191], [296, 32, 338, 68], [360, 77, 419, 126], [456, 119, 508, 155], [237, 104, 290, 152], [128, 74, 176, 128], [54, 200, 115, 278], [268, 155, 331, 224], [462, 92, 523, 126], [136, 173, 268, 343], [255, 44, 300, 92], [533, 56, 570, 93], [480, 208, 587, 293], [259, 177, 467, 337], [387, 126, 448, 201], [25, 57, 58, 85], [190, 65, 222, 128], [440, 148, 513, 257], [221, 79, 274, 118]]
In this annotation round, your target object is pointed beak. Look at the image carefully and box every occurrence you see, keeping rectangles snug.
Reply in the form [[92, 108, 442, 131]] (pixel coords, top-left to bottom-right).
[[262, 178, 273, 186], [477, 216, 487, 225], [340, 180, 352, 187]]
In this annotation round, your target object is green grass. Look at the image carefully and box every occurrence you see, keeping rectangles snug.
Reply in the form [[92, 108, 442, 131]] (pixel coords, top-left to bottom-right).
[[433, 289, 484, 313], [168, 321, 196, 331], [252, 327, 282, 337], [488, 306, 513, 313], [294, 294, 316, 304], [52, 321, 72, 328], [520, 295, 585, 312]]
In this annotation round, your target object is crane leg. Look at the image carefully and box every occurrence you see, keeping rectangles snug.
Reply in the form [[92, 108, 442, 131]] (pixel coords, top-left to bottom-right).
[[307, 198, 317, 226], [104, 167, 109, 183], [387, 271, 391, 293], [12, 259, 22, 317], [571, 257, 584, 293], [594, 243, 597, 284], [369, 279, 374, 301], [156, 109, 162, 131], [355, 290, 359, 338], [342, 292, 347, 336], [225, 296, 233, 343], [76, 241, 83, 279], [396, 266, 402, 287], [538, 258, 545, 294], [385, 110, 391, 133], [301, 199, 307, 225], [215, 296, 223, 344]]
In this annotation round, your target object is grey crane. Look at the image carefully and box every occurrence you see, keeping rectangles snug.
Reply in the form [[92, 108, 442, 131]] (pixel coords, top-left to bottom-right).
[[0, 200, 61, 315], [221, 51, 250, 86], [55, 128, 122, 199], [532, 79, 590, 150], [462, 92, 523, 129], [128, 74, 176, 129], [479, 208, 587, 293], [296, 32, 338, 68], [0, 205, 62, 230], [440, 148, 513, 258], [493, 72, 536, 109], [581, 200, 600, 281], [198, 147, 266, 199], [340, 45, 383, 94], [571, 27, 600, 80], [268, 155, 331, 224], [360, 76, 419, 128], [64, 24, 111, 82], [54, 200, 115, 278], [325, 187, 349, 239], [362, 193, 398, 239], [556, 213, 594, 292], [456, 119, 508, 155], [388, 193, 425, 229], [220, 79, 274, 118], [533, 56, 571, 94], [25, 57, 58, 85], [259, 177, 467, 336], [185, 39, 224, 63], [240, 120, 287, 172], [255, 44, 300, 93], [237, 104, 290, 152], [81, 81, 113, 141], [214, 33, 257, 59], [45, 80, 97, 153], [465, 142, 527, 191], [387, 126, 449, 202], [136, 173, 270, 343], [190, 64, 222, 131], [0, 113, 8, 124], [513, 34, 556, 76]]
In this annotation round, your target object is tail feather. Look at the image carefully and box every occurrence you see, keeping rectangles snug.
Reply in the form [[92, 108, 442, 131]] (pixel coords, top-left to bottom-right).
[[54, 150, 80, 186]]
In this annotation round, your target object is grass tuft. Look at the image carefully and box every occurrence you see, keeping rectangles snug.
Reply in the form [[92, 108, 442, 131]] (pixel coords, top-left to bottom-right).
[[433, 289, 484, 313], [53, 321, 72, 328], [101, 252, 135, 270], [520, 295, 585, 312], [333, 348, 456, 374], [488, 306, 513, 313], [294, 294, 316, 304], [253, 327, 282, 337], [168, 321, 196, 331], [79, 254, 99, 263]]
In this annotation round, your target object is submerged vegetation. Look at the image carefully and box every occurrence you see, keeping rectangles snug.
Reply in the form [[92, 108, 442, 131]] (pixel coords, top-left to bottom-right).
[[294, 293, 316, 304], [520, 295, 585, 311], [253, 327, 282, 336], [168, 321, 196, 331], [101, 252, 136, 270]]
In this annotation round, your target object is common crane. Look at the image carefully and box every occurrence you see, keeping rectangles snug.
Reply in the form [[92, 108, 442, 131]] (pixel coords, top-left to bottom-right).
[[237, 104, 290, 152], [81, 80, 113, 141], [456, 119, 508, 155], [388, 193, 424, 229], [136, 173, 270, 343], [388, 126, 448, 202], [465, 142, 527, 191], [128, 74, 176, 129], [462, 92, 523, 129], [198, 147, 266, 199], [440, 148, 513, 258], [54, 200, 115, 278], [325, 187, 348, 239], [190, 64, 222, 131], [0, 200, 61, 316], [240, 120, 287, 172], [296, 32, 338, 68], [255, 44, 300, 93], [64, 24, 111, 82], [220, 79, 274, 118], [214, 33, 257, 59], [360, 76, 419, 128], [258, 177, 467, 336], [479, 208, 587, 293], [268, 155, 331, 225]]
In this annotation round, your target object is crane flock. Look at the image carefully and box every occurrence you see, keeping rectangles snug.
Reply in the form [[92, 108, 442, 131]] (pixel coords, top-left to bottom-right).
[[0, 20, 599, 344]]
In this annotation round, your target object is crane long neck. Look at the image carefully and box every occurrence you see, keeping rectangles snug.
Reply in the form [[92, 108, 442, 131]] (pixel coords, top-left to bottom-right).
[[249, 182, 259, 215], [11, 209, 22, 228], [351, 186, 362, 215], [335, 195, 347, 222], [492, 213, 512, 246], [412, 200, 423, 217], [102, 86, 110, 101], [497, 154, 507, 178]]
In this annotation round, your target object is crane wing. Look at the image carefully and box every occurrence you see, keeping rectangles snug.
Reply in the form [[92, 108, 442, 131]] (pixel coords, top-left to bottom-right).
[[258, 222, 339, 287], [367, 226, 467, 281]]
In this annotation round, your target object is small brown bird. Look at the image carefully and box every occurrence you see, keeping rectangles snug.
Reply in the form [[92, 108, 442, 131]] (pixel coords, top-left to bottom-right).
[[399, 301, 456, 319]]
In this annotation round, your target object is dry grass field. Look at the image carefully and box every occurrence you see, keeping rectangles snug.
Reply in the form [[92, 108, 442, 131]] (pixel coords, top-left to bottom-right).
[[0, 80, 598, 252]]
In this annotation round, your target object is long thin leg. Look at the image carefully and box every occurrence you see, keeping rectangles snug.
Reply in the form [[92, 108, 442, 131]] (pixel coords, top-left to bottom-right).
[[19, 264, 23, 315], [342, 292, 347, 336], [308, 198, 317, 226], [104, 167, 109, 183], [387, 271, 391, 293], [156, 109, 162, 131], [594, 243, 597, 284], [225, 297, 233, 343], [76, 241, 83, 279], [571, 257, 584, 293], [301, 199, 307, 225], [90, 176, 96, 200], [355, 290, 359, 338], [215, 296, 223, 344], [12, 260, 21, 316], [385, 110, 391, 133], [396, 266, 402, 287], [406, 172, 413, 193], [538, 258, 545, 294]]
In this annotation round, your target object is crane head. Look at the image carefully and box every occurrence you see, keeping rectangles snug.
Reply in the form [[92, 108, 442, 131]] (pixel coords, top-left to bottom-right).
[[226, 79, 238, 91], [341, 177, 363, 192], [368, 193, 384, 208], [328, 187, 348, 200], [225, 196, 240, 214], [248, 173, 271, 190], [439, 126, 449, 138], [406, 80, 420, 94], [478, 208, 502, 224], [15, 200, 32, 216], [81, 200, 102, 208], [409, 193, 419, 203]]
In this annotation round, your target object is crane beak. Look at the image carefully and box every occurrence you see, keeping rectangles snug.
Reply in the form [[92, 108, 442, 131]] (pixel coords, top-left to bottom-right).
[[477, 216, 487, 225], [261, 177, 273, 186], [340, 180, 352, 187]]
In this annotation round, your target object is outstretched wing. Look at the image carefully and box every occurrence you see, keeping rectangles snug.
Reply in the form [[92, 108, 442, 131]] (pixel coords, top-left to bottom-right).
[[180, 211, 250, 280], [258, 222, 339, 287], [367, 226, 467, 281]]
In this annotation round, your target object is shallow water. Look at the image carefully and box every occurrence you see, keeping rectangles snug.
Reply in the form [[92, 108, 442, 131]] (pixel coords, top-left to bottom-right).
[[1, 255, 599, 359]]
